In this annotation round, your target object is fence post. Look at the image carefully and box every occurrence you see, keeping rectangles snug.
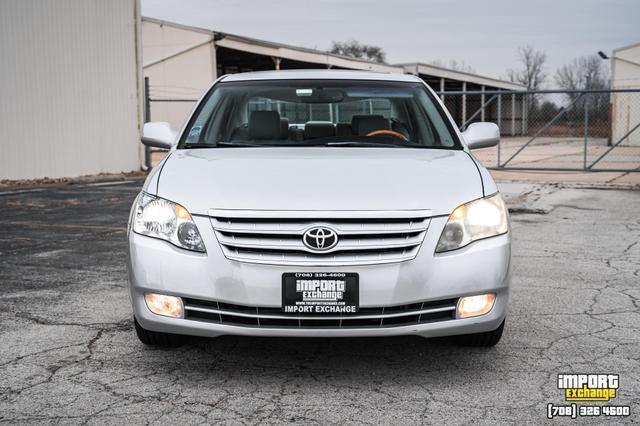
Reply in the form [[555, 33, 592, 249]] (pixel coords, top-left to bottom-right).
[[497, 94, 502, 167], [583, 92, 590, 169], [511, 94, 516, 136], [144, 76, 151, 170], [462, 82, 467, 128], [480, 85, 485, 122], [521, 94, 526, 136]]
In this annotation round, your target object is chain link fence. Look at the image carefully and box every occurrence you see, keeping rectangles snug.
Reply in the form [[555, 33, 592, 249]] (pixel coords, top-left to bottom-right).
[[439, 88, 640, 172], [143, 78, 640, 172]]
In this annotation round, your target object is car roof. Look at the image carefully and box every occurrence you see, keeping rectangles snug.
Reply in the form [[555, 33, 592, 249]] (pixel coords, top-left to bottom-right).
[[220, 70, 423, 83]]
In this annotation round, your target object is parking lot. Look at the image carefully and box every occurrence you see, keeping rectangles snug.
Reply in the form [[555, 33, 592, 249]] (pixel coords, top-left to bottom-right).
[[0, 179, 638, 424]]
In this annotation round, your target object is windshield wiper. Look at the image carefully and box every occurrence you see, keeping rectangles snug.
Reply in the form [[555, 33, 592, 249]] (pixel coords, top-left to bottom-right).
[[183, 140, 425, 148], [215, 141, 267, 147], [182, 142, 264, 148], [182, 143, 216, 149], [324, 140, 421, 148]]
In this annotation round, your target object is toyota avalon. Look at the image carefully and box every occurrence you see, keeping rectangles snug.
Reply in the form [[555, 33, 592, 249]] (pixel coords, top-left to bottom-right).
[[128, 70, 511, 347]]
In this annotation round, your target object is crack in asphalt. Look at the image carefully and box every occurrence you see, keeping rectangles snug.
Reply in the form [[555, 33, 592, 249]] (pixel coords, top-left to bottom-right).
[[0, 183, 638, 424]]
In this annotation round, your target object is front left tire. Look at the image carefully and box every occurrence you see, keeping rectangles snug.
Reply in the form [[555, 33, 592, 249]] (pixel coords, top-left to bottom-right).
[[134, 317, 187, 347], [453, 319, 505, 347]]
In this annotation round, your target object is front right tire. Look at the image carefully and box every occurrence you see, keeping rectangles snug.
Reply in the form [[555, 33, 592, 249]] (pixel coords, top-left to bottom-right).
[[453, 319, 505, 347], [134, 317, 187, 347]]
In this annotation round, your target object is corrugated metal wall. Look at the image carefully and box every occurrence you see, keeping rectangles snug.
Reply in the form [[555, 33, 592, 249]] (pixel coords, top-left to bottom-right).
[[0, 0, 142, 180]]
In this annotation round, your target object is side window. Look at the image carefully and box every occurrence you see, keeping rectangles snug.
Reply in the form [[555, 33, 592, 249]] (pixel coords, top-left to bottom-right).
[[371, 98, 393, 118], [307, 104, 331, 122], [414, 91, 454, 147], [243, 97, 394, 125], [247, 97, 273, 114], [247, 98, 313, 124], [185, 92, 219, 144], [279, 101, 310, 124], [337, 98, 393, 123]]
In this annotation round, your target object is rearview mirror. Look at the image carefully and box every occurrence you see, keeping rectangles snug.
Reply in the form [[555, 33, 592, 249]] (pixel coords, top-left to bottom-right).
[[141, 122, 176, 149], [462, 122, 500, 150]]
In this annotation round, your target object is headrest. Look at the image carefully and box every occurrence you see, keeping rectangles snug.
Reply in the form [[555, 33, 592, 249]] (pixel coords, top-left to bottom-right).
[[249, 111, 281, 140], [351, 115, 384, 134], [336, 123, 352, 137], [280, 118, 289, 139], [356, 116, 391, 136], [304, 121, 336, 139]]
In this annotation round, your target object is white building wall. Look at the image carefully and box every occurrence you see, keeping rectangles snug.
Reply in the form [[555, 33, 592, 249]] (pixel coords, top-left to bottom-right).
[[142, 19, 215, 130], [611, 43, 640, 146], [0, 0, 142, 180]]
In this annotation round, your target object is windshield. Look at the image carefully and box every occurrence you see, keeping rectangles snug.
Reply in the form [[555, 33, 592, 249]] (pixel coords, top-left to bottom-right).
[[179, 79, 460, 149]]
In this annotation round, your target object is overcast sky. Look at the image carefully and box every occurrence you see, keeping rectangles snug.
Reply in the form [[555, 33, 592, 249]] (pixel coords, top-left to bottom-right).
[[142, 0, 638, 83]]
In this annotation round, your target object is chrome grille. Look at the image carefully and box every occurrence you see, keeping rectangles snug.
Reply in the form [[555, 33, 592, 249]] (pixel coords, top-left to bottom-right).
[[183, 297, 457, 329], [209, 209, 431, 266]]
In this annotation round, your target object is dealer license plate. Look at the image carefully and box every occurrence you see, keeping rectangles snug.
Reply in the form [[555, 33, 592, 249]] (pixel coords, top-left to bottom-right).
[[282, 272, 359, 314]]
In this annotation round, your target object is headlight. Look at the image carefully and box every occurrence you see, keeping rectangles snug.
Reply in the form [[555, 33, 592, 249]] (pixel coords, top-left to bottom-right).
[[435, 192, 508, 253], [132, 193, 206, 252]]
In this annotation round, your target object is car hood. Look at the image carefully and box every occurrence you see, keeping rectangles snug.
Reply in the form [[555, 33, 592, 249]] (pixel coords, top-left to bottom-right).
[[156, 148, 483, 216]]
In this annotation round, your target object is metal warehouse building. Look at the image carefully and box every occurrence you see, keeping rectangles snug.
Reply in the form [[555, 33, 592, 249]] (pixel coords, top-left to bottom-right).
[[142, 17, 525, 132], [0, 6, 527, 181], [0, 0, 143, 180], [611, 42, 640, 145]]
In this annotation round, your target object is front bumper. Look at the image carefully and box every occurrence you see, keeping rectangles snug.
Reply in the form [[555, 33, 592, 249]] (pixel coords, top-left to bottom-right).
[[127, 215, 511, 339]]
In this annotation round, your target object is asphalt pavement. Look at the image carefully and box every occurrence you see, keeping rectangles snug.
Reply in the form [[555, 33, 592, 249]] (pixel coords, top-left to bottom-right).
[[0, 179, 638, 424]]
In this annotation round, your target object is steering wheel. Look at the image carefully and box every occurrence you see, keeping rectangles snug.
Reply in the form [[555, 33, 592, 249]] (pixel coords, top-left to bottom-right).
[[366, 129, 408, 141]]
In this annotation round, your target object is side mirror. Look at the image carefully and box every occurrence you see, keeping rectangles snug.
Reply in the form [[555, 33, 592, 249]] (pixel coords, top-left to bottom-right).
[[141, 122, 176, 149], [462, 122, 500, 150]]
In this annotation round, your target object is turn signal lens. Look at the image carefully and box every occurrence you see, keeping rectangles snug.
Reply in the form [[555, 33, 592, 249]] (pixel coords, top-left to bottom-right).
[[175, 204, 192, 220], [457, 293, 495, 318], [144, 293, 184, 318]]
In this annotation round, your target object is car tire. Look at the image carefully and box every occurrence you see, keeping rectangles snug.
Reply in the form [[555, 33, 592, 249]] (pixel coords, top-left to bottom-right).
[[134, 317, 186, 347], [454, 319, 505, 347]]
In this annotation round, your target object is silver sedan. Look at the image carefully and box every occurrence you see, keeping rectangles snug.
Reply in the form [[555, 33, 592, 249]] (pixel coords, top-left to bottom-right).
[[128, 70, 511, 347]]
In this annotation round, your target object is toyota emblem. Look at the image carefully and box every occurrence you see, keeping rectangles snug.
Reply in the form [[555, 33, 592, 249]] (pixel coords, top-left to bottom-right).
[[303, 226, 338, 251]]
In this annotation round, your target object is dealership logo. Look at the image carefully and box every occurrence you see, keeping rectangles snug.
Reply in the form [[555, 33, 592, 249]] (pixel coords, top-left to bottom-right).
[[547, 373, 630, 419], [303, 226, 338, 251], [296, 278, 345, 302], [558, 374, 618, 402]]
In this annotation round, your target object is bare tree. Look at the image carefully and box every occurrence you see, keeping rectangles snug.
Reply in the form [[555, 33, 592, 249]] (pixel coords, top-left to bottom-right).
[[429, 59, 476, 74], [506, 46, 547, 116], [330, 40, 386, 63], [555, 55, 609, 91], [555, 54, 610, 121], [507, 45, 547, 91]]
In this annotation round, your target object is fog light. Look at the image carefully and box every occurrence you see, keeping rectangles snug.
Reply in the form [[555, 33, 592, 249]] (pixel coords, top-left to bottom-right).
[[457, 294, 495, 318], [144, 293, 184, 318]]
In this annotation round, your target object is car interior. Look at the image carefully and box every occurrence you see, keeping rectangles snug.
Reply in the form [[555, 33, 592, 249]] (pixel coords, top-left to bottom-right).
[[229, 111, 412, 142], [183, 82, 456, 147]]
